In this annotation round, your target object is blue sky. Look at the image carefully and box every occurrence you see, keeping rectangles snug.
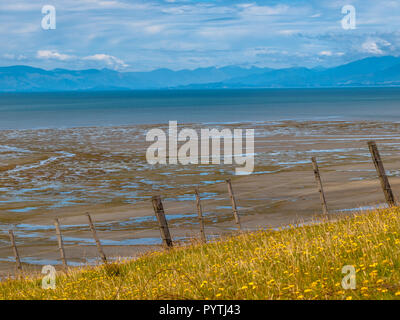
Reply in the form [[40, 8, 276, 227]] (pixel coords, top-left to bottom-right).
[[1, 0, 399, 71]]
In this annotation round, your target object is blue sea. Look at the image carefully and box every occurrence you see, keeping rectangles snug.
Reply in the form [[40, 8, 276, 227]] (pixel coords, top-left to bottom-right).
[[1, 88, 400, 129]]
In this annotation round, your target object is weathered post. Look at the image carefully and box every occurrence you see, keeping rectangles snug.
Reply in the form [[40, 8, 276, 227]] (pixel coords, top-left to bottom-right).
[[226, 179, 242, 230], [151, 195, 173, 248], [54, 219, 68, 270], [311, 157, 329, 215], [194, 188, 206, 243], [86, 213, 107, 264], [368, 141, 396, 206], [8, 230, 22, 272]]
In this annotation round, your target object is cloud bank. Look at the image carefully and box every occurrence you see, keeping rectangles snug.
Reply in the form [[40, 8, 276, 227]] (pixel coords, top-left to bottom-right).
[[1, 0, 400, 71]]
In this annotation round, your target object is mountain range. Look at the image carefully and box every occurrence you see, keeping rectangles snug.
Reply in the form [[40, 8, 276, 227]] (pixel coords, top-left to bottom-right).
[[2, 56, 400, 92]]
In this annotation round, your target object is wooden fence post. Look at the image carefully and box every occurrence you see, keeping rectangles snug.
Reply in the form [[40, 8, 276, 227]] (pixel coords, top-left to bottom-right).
[[194, 188, 206, 243], [311, 157, 329, 215], [54, 219, 68, 270], [8, 230, 22, 272], [226, 179, 242, 230], [368, 141, 396, 207], [86, 213, 107, 264], [151, 195, 173, 248]]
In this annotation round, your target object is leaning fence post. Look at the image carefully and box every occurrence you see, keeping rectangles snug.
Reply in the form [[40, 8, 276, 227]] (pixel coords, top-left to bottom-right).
[[368, 141, 396, 207], [54, 219, 68, 270], [311, 157, 329, 215], [86, 213, 107, 264], [151, 195, 173, 248], [8, 230, 22, 272], [194, 188, 206, 243], [226, 179, 242, 230]]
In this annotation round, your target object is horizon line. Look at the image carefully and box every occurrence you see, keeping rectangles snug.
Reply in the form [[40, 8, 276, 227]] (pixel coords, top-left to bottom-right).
[[1, 55, 398, 73]]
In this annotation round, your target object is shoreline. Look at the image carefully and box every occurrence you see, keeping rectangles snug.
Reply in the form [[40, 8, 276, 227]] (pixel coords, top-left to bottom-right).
[[1, 119, 400, 274]]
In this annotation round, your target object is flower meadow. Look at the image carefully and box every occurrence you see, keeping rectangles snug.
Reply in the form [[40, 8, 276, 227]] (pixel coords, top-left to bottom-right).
[[1, 207, 400, 300]]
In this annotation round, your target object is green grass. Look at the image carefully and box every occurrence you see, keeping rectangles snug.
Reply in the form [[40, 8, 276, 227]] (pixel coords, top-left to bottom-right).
[[1, 207, 400, 300]]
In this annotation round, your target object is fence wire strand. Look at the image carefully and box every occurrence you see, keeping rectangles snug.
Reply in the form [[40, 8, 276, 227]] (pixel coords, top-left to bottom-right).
[[0, 177, 301, 268]]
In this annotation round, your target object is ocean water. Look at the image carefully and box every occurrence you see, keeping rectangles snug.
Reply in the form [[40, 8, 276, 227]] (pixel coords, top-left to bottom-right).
[[1, 88, 400, 129]]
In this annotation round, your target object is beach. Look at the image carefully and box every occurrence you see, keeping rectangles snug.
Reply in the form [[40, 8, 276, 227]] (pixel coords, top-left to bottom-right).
[[1, 119, 400, 275]]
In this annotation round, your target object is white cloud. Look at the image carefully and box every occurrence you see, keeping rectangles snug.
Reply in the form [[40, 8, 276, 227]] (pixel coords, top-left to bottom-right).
[[36, 50, 74, 61], [319, 50, 333, 56], [35, 51, 128, 70], [238, 4, 289, 16], [144, 25, 164, 34], [245, 47, 279, 57], [83, 54, 128, 69], [279, 30, 299, 36], [3, 53, 27, 60], [0, 3, 41, 11], [362, 41, 383, 54], [361, 39, 391, 55]]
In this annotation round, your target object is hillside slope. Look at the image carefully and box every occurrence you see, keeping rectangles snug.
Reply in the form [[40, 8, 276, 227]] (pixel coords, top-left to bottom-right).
[[1, 207, 400, 300]]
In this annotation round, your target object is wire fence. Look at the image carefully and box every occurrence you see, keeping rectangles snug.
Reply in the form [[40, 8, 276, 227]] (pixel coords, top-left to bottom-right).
[[0, 140, 396, 277]]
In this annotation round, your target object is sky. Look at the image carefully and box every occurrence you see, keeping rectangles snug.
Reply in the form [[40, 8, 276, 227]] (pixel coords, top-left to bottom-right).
[[1, 0, 400, 71]]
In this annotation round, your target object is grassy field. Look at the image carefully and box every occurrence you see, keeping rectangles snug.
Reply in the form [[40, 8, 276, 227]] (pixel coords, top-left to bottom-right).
[[1, 207, 400, 300]]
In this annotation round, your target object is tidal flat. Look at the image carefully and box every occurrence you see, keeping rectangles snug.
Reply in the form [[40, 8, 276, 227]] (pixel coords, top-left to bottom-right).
[[1, 120, 400, 275]]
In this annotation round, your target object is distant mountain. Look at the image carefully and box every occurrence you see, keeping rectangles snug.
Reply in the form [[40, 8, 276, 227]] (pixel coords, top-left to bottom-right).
[[2, 56, 400, 92], [186, 56, 400, 88]]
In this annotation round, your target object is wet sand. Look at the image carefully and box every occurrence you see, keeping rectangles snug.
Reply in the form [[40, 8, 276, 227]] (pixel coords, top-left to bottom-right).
[[1, 120, 400, 276]]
